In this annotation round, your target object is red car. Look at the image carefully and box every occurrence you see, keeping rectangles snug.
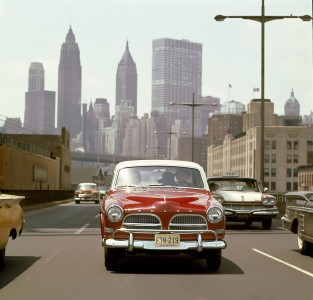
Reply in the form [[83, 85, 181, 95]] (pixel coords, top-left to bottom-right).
[[100, 160, 226, 271]]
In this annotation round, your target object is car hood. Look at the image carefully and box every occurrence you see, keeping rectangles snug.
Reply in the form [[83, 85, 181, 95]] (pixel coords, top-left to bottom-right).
[[106, 188, 213, 213], [214, 190, 262, 202]]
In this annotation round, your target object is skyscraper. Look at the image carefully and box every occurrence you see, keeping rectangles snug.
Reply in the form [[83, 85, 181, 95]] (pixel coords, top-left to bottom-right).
[[151, 38, 202, 135], [24, 62, 55, 134], [115, 41, 137, 116], [57, 26, 82, 140]]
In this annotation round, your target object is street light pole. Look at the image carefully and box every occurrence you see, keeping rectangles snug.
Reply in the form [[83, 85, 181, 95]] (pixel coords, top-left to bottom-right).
[[170, 93, 217, 162], [215, 0, 311, 184], [154, 129, 180, 159]]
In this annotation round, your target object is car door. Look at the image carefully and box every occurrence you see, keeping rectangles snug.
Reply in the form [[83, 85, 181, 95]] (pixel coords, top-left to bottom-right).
[[304, 195, 313, 238]]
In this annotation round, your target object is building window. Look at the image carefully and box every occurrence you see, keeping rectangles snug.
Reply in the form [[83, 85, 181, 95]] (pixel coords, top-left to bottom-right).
[[286, 168, 292, 177], [287, 141, 292, 150], [293, 168, 298, 177], [293, 154, 298, 164], [265, 154, 269, 164], [287, 154, 292, 164], [271, 168, 276, 177], [271, 154, 276, 164], [271, 140, 276, 150], [271, 182, 276, 191], [265, 140, 270, 149], [265, 168, 269, 177], [286, 182, 292, 191], [294, 141, 298, 150], [293, 182, 298, 191]]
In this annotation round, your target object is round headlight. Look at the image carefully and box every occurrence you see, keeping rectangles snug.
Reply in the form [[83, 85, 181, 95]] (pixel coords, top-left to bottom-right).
[[262, 196, 276, 206], [212, 195, 224, 204], [106, 205, 124, 222], [207, 206, 224, 223]]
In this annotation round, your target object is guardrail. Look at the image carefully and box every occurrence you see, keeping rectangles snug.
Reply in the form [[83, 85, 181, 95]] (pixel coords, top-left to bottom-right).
[[0, 190, 74, 207]]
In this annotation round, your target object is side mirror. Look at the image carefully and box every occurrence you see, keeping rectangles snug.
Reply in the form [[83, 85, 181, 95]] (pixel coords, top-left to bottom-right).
[[263, 187, 268, 193]]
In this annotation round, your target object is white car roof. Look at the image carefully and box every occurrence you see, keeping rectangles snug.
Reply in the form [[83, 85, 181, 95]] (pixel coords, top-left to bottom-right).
[[112, 160, 209, 190], [115, 160, 203, 170]]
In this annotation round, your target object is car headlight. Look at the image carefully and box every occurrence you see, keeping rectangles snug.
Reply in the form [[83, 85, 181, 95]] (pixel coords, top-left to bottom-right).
[[262, 196, 276, 206], [207, 206, 224, 223], [212, 195, 224, 204], [106, 205, 124, 222]]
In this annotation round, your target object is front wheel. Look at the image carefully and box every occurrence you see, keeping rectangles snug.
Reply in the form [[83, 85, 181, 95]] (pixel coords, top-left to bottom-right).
[[0, 248, 6, 268], [262, 219, 272, 230], [297, 223, 313, 255], [205, 249, 222, 272], [104, 248, 119, 271]]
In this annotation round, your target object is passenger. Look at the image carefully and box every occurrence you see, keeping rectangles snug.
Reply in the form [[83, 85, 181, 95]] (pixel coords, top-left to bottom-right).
[[175, 169, 192, 187]]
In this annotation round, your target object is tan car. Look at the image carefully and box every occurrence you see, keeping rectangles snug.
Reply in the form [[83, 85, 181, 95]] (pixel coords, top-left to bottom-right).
[[74, 183, 99, 204], [0, 193, 24, 266]]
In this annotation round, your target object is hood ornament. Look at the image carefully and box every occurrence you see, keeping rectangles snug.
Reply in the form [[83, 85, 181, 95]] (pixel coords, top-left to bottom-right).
[[155, 194, 166, 204]]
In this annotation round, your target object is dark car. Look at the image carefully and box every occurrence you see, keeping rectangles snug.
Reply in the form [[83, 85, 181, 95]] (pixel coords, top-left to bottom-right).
[[207, 175, 278, 229], [100, 160, 227, 271], [281, 191, 313, 255]]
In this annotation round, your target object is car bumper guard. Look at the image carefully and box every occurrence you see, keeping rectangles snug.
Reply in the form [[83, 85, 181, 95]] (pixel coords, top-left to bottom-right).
[[102, 229, 227, 252]]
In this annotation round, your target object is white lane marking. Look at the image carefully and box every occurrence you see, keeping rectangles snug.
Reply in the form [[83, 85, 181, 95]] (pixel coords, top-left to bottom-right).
[[253, 248, 313, 278], [75, 223, 90, 234], [94, 213, 99, 218]]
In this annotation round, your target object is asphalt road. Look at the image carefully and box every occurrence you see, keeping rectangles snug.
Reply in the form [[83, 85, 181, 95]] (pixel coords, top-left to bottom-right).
[[0, 202, 312, 300]]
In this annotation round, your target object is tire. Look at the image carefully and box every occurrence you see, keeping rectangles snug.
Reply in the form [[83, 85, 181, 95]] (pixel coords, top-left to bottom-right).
[[0, 248, 5, 268], [262, 219, 272, 230], [205, 249, 222, 272], [297, 223, 313, 255], [245, 220, 253, 226], [75, 200, 80, 204], [104, 248, 119, 271]]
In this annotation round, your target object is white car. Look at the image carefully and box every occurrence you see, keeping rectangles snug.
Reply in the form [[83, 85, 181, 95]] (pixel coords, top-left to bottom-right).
[[207, 175, 278, 229]]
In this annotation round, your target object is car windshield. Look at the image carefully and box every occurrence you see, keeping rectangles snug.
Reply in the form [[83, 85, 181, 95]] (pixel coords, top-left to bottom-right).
[[114, 166, 205, 189], [208, 178, 260, 192], [78, 184, 97, 190]]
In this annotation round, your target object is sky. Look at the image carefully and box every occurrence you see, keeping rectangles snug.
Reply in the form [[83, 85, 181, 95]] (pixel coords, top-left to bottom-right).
[[0, 0, 312, 124]]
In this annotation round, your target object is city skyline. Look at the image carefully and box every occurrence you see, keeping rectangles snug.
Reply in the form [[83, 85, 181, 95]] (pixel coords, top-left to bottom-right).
[[0, 0, 312, 123]]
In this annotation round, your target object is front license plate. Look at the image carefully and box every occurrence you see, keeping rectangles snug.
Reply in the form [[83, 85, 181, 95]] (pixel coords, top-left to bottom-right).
[[155, 234, 180, 247], [237, 213, 250, 219]]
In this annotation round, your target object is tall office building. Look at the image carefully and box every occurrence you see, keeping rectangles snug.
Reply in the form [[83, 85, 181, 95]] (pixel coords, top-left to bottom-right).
[[24, 62, 55, 134], [116, 41, 138, 116], [57, 26, 82, 140], [151, 38, 202, 136]]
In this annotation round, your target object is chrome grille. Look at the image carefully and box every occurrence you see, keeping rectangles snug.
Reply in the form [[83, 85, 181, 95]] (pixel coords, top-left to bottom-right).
[[224, 204, 261, 211], [123, 214, 161, 230], [169, 214, 207, 231]]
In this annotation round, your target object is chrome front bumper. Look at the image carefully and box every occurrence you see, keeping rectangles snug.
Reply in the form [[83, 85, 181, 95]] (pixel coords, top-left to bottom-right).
[[102, 229, 227, 252], [225, 207, 279, 217]]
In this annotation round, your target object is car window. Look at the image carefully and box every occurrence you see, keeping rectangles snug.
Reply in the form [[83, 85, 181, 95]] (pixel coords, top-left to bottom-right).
[[79, 184, 96, 190], [208, 179, 259, 192], [114, 166, 204, 188]]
